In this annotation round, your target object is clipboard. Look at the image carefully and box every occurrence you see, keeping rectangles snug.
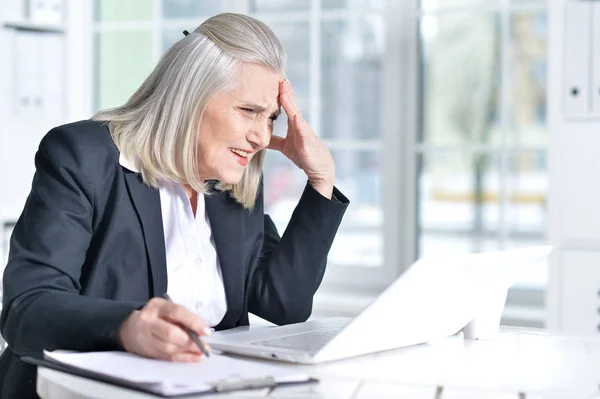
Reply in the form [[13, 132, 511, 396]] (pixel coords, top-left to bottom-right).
[[22, 352, 318, 397]]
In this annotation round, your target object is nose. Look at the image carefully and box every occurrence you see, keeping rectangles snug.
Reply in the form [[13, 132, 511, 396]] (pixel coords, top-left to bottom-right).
[[247, 121, 271, 150]]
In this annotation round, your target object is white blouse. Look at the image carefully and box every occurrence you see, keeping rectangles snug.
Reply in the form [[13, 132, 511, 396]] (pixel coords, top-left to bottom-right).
[[119, 154, 227, 327]]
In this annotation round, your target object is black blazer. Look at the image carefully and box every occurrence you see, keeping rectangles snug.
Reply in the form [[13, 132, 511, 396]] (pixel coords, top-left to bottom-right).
[[0, 120, 348, 398]]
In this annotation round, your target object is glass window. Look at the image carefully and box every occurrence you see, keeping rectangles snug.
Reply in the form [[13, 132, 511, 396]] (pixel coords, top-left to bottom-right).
[[263, 148, 384, 269], [506, 150, 548, 287], [509, 11, 548, 145], [420, 12, 501, 145], [420, 0, 500, 11], [263, 150, 308, 233], [330, 228, 383, 268], [269, 22, 311, 131], [418, 151, 501, 256], [250, 0, 310, 13], [162, 29, 186, 52], [95, 0, 153, 22], [264, 150, 384, 269], [506, 151, 546, 237], [322, 0, 387, 9], [321, 15, 385, 140], [416, 1, 549, 325], [95, 31, 153, 110], [330, 149, 383, 266], [162, 0, 222, 19], [332, 150, 382, 210]]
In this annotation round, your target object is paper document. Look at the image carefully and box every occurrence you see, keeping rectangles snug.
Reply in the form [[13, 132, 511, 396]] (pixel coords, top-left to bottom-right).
[[44, 350, 310, 396]]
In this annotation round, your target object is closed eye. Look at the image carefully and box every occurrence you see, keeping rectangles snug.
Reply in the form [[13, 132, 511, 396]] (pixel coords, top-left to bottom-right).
[[240, 106, 278, 123]]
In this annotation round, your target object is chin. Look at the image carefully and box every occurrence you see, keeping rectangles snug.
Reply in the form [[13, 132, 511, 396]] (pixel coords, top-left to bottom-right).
[[218, 171, 244, 185]]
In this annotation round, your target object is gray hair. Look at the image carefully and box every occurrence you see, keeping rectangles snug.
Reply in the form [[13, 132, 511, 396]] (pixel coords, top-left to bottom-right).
[[93, 13, 286, 209]]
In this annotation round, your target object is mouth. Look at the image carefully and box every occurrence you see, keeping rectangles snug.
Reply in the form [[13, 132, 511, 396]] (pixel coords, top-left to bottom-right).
[[230, 148, 252, 167]]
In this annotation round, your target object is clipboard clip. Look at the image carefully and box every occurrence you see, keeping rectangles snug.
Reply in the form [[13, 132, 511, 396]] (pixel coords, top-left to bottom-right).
[[212, 375, 277, 392]]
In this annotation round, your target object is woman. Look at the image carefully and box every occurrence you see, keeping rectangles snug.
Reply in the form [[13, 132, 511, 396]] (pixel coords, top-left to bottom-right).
[[0, 13, 348, 398]]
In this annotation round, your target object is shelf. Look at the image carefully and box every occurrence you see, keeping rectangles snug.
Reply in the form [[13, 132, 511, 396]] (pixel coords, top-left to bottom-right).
[[3, 21, 64, 34]]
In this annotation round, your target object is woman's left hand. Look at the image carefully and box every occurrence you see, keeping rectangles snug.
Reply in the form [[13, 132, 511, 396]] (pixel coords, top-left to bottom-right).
[[268, 79, 335, 199]]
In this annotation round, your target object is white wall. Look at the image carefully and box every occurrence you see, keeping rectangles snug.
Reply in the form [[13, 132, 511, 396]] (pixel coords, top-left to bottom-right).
[[547, 0, 600, 332]]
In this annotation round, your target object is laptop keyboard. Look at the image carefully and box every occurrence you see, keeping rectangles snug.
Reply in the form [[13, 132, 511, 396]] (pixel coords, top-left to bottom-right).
[[252, 328, 342, 355]]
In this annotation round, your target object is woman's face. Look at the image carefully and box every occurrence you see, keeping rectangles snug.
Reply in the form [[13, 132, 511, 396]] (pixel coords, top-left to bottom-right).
[[197, 63, 282, 184]]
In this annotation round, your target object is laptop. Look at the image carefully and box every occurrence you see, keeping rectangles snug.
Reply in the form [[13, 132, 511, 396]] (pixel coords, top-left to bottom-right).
[[206, 246, 553, 364]]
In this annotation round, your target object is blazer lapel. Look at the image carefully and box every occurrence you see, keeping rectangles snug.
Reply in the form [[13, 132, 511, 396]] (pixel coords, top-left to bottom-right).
[[205, 189, 244, 325], [123, 172, 167, 297]]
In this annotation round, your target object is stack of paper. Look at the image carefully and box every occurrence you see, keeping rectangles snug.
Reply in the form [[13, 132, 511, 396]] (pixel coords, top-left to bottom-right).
[[41, 350, 311, 396]]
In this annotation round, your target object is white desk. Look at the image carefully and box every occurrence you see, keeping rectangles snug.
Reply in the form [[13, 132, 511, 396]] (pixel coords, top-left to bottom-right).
[[37, 328, 600, 399]]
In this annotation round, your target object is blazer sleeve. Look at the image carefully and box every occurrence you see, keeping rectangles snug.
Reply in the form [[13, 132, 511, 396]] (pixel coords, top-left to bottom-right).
[[247, 183, 349, 325], [0, 129, 143, 357]]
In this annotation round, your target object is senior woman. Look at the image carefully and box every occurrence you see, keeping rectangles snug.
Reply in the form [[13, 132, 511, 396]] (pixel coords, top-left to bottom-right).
[[0, 13, 348, 398]]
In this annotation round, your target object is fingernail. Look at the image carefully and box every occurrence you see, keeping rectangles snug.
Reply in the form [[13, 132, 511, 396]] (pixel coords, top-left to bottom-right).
[[203, 327, 214, 335]]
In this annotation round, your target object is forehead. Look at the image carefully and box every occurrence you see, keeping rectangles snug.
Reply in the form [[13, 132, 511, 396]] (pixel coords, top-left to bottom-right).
[[232, 63, 282, 107]]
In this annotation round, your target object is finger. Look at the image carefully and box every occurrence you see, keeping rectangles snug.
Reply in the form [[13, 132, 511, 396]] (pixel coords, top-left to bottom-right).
[[267, 135, 285, 152], [186, 336, 211, 355], [281, 79, 298, 108], [150, 328, 206, 359], [279, 91, 295, 119], [281, 79, 296, 103], [145, 297, 170, 311], [170, 352, 205, 363], [149, 311, 210, 356], [153, 340, 181, 359], [149, 318, 193, 348], [158, 302, 211, 336], [151, 334, 206, 357], [292, 114, 307, 136], [286, 113, 309, 141], [280, 92, 301, 122], [180, 327, 211, 355]]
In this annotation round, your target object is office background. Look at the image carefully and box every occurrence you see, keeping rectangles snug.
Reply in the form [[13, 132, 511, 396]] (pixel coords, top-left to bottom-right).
[[0, 0, 590, 334]]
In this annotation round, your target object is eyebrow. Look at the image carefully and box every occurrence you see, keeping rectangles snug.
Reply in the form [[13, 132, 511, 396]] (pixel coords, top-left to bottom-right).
[[241, 103, 281, 117]]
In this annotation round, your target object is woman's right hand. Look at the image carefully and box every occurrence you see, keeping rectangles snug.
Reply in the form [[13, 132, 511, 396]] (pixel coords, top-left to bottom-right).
[[117, 297, 212, 362]]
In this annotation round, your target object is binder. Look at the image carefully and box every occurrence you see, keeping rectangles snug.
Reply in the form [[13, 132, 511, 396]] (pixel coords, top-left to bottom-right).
[[39, 32, 65, 119], [12, 31, 33, 116], [22, 351, 316, 397], [11, 30, 64, 119]]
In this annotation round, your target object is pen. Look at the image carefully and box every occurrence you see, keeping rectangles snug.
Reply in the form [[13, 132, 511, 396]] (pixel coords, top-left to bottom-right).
[[163, 294, 211, 358]]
